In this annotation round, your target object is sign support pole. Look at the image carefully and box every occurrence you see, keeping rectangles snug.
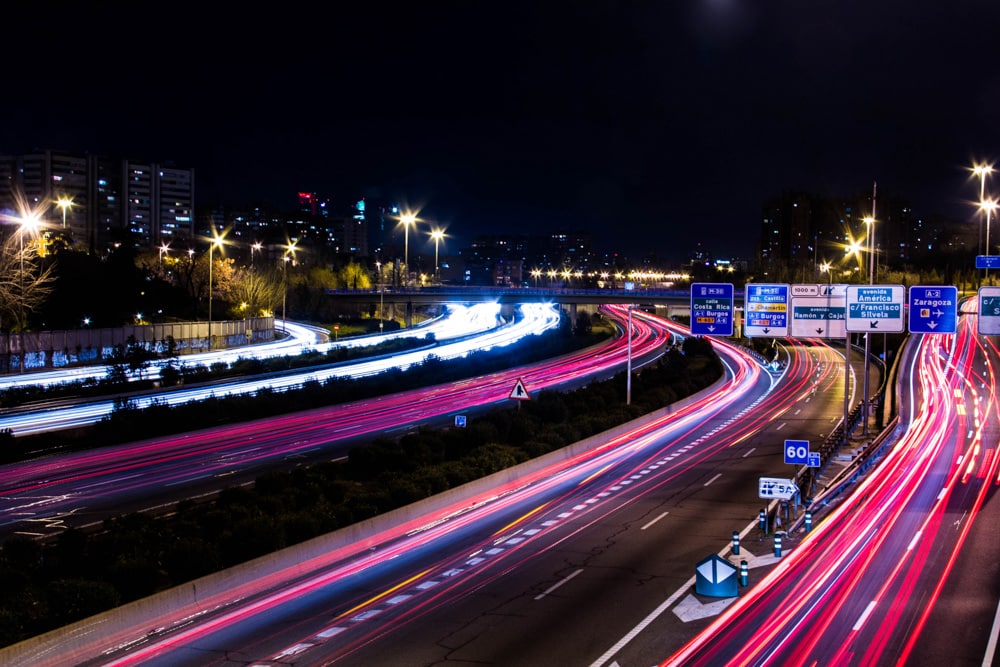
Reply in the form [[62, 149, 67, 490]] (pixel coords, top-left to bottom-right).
[[844, 329, 850, 446]]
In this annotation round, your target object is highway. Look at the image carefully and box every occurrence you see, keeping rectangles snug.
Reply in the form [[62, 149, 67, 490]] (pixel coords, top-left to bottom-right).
[[2, 314, 868, 666], [0, 303, 556, 435], [0, 304, 661, 543], [661, 301, 1000, 666]]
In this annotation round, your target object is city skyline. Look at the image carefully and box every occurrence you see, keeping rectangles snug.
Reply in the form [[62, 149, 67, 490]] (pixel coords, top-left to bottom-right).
[[2, 2, 998, 262]]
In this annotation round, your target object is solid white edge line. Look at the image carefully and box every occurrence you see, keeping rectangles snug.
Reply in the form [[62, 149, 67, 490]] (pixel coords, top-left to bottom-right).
[[641, 512, 669, 531], [983, 596, 1000, 667]]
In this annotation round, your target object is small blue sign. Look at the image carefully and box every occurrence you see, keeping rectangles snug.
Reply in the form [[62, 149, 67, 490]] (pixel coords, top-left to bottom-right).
[[694, 553, 739, 598], [908, 285, 958, 334], [690, 283, 734, 336], [784, 439, 810, 465], [976, 255, 1000, 269], [807, 452, 821, 468]]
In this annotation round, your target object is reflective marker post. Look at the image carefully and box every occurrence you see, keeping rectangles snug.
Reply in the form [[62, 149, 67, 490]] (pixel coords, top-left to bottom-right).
[[732, 531, 740, 555], [740, 560, 749, 587], [805, 510, 813, 533], [759, 508, 767, 533], [774, 533, 783, 558]]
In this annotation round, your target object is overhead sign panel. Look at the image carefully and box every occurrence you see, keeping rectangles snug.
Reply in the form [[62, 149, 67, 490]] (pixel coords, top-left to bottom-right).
[[976, 255, 1000, 270], [690, 283, 734, 336], [979, 287, 1000, 335], [744, 283, 789, 337], [908, 286, 958, 334], [790, 284, 847, 339], [846, 285, 905, 333]]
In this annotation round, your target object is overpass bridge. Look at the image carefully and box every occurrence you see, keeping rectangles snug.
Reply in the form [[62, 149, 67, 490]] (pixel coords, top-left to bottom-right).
[[326, 286, 746, 326]]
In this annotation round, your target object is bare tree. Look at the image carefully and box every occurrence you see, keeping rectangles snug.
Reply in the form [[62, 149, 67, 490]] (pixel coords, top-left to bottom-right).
[[0, 215, 56, 332]]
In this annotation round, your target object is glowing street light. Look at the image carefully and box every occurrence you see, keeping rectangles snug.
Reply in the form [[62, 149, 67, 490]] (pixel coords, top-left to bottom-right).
[[16, 212, 41, 371], [429, 228, 444, 283], [207, 230, 224, 349], [820, 261, 833, 284], [55, 196, 74, 229], [281, 239, 298, 328], [250, 241, 262, 267], [972, 162, 994, 258], [982, 198, 998, 282], [159, 243, 170, 264], [375, 259, 384, 333], [400, 212, 417, 286]]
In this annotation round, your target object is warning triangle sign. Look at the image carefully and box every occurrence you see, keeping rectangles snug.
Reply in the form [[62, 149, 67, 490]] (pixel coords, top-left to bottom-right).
[[509, 377, 531, 401]]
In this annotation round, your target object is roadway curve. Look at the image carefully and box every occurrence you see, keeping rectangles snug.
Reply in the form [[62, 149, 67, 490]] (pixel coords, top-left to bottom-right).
[[662, 301, 1000, 666], [0, 305, 658, 542], [5, 326, 866, 666]]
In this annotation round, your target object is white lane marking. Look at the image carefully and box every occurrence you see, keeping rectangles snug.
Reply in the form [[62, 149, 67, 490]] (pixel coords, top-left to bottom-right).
[[853, 601, 878, 631], [534, 568, 584, 601], [704, 473, 722, 487], [641, 512, 669, 531]]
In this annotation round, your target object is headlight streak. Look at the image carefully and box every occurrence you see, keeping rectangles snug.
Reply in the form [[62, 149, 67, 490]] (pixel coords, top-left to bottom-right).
[[662, 308, 1000, 667], [89, 309, 774, 666]]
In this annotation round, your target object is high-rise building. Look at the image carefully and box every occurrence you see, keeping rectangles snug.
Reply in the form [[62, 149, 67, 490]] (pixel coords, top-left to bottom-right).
[[0, 149, 195, 253]]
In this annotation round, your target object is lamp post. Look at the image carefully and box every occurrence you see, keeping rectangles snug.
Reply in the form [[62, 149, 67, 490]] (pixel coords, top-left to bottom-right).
[[207, 232, 223, 350], [983, 198, 999, 283], [17, 213, 41, 372], [400, 212, 416, 287], [626, 305, 634, 405], [375, 260, 384, 333], [430, 229, 444, 283], [250, 241, 262, 268], [861, 181, 877, 436], [820, 261, 832, 284], [159, 243, 170, 264], [973, 163, 994, 257], [55, 196, 73, 229], [281, 240, 298, 330]]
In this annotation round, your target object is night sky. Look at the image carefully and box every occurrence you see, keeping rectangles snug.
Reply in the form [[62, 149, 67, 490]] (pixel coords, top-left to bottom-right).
[[4, 2, 999, 263]]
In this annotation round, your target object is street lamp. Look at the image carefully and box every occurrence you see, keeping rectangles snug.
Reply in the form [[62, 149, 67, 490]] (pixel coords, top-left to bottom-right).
[[281, 240, 298, 329], [400, 212, 416, 286], [55, 196, 73, 229], [250, 241, 262, 267], [626, 305, 635, 405], [820, 261, 833, 284], [207, 231, 223, 350], [16, 212, 41, 372], [159, 243, 170, 264], [429, 229, 444, 283], [861, 182, 877, 436], [973, 162, 994, 256], [982, 198, 998, 283], [375, 259, 384, 333]]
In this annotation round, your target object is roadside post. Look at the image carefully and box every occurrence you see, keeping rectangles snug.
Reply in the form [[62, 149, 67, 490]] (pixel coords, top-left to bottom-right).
[[732, 531, 740, 555], [774, 533, 783, 558], [740, 560, 749, 587]]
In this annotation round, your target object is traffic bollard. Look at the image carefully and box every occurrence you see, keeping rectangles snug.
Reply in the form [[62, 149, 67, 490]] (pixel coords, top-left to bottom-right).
[[805, 510, 812, 533], [759, 508, 767, 532], [740, 560, 749, 587], [774, 533, 783, 558], [732, 530, 740, 555]]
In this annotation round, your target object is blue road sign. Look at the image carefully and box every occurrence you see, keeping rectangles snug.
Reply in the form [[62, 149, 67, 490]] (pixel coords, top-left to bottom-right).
[[908, 285, 958, 334], [807, 452, 821, 467], [846, 285, 905, 333], [690, 283, 734, 336], [695, 553, 739, 598], [744, 283, 789, 337], [976, 255, 1000, 269], [784, 439, 810, 465], [979, 287, 1000, 335]]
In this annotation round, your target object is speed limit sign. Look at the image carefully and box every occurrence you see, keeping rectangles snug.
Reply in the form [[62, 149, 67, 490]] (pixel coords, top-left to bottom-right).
[[784, 439, 810, 465]]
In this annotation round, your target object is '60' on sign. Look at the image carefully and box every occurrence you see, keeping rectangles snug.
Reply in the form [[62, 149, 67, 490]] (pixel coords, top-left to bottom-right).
[[784, 439, 810, 465]]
